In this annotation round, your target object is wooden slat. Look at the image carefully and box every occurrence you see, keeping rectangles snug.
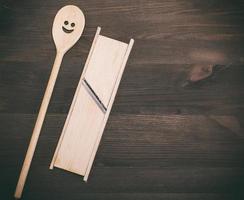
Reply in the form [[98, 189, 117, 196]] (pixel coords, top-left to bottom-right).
[[1, 1, 244, 65], [1, 113, 244, 167], [1, 64, 243, 115]]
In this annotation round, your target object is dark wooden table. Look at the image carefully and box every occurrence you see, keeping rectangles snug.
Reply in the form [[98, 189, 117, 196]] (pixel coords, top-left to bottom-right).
[[1, 0, 244, 199]]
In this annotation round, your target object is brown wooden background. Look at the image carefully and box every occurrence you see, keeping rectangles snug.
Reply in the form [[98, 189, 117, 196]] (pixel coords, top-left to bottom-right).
[[0, 0, 244, 199]]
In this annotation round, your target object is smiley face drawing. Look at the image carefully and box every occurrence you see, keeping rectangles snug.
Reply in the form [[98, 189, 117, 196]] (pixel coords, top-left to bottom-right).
[[52, 5, 85, 53], [62, 20, 75, 34]]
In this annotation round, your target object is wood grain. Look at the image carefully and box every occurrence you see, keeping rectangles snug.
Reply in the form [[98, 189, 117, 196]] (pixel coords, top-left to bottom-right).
[[0, 0, 244, 199]]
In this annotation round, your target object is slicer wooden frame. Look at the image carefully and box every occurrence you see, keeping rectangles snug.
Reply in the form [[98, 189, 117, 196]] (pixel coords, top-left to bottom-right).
[[50, 27, 134, 181]]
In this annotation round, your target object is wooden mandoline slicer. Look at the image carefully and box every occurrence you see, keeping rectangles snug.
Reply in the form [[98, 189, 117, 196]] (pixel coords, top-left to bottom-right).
[[50, 27, 134, 181]]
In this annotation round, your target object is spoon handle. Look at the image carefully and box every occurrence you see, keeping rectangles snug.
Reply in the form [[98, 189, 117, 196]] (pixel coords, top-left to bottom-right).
[[14, 52, 64, 199]]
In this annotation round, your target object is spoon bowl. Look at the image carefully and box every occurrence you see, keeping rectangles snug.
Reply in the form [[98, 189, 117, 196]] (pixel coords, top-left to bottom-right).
[[53, 5, 85, 54]]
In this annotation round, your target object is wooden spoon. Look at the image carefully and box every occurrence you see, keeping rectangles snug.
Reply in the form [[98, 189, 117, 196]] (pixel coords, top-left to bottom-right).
[[14, 5, 85, 199]]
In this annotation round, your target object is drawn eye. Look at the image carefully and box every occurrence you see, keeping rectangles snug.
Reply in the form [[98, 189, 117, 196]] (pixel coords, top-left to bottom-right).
[[64, 21, 69, 25], [71, 23, 75, 27]]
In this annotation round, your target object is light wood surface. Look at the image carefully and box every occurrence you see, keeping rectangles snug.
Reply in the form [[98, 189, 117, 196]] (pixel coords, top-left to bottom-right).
[[14, 5, 85, 199], [84, 35, 128, 107], [51, 28, 134, 181], [54, 86, 104, 175]]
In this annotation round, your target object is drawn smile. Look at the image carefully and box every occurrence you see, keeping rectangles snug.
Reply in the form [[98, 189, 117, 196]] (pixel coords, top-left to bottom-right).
[[62, 26, 74, 33]]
